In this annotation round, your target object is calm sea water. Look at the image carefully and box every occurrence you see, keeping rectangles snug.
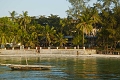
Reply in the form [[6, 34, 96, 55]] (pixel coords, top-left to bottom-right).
[[0, 56, 120, 80]]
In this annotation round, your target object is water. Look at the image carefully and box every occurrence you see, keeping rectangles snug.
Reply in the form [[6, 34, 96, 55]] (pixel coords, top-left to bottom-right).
[[0, 57, 120, 80]]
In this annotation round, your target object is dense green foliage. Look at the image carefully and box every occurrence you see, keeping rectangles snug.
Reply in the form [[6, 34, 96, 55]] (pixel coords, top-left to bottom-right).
[[0, 0, 120, 50]]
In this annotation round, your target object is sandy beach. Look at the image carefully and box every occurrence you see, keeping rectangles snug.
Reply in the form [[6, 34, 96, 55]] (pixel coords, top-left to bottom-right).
[[0, 49, 120, 58]]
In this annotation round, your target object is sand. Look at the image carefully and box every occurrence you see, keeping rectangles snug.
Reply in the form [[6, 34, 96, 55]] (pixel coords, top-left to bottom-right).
[[0, 49, 120, 58]]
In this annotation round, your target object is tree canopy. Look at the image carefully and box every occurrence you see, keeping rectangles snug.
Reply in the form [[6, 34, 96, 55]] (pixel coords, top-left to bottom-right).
[[0, 0, 120, 50]]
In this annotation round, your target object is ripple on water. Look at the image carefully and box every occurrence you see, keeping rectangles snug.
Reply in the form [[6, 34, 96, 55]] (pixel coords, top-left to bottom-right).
[[1, 57, 120, 80]]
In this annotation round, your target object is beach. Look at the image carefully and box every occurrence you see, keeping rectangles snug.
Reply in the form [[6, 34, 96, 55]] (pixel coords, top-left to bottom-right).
[[0, 49, 120, 58]]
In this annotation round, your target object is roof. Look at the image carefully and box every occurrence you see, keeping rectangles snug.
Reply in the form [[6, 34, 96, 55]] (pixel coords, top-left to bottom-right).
[[64, 36, 73, 38]]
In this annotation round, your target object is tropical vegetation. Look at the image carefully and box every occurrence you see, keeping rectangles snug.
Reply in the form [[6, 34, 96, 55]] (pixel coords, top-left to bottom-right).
[[0, 0, 120, 50]]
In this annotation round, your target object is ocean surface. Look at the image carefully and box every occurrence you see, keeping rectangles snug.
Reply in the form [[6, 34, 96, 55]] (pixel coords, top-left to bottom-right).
[[0, 56, 120, 80]]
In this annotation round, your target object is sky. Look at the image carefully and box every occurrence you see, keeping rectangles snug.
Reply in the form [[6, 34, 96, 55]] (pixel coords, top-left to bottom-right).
[[0, 0, 97, 18]]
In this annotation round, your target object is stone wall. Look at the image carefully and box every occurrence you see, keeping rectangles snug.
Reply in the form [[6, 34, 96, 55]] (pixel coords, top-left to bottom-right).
[[0, 48, 96, 55], [39, 49, 96, 55]]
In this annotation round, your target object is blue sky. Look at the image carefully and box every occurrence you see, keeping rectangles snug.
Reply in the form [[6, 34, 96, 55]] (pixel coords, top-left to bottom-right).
[[0, 0, 97, 18]]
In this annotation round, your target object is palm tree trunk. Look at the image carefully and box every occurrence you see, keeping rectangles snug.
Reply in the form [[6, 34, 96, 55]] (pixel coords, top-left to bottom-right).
[[83, 27, 84, 48]]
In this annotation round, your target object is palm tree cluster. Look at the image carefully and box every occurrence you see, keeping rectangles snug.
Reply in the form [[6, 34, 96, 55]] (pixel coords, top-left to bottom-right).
[[0, 0, 120, 50], [0, 12, 72, 49], [66, 0, 120, 50]]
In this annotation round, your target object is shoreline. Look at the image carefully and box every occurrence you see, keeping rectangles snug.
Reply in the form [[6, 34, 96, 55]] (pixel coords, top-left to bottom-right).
[[0, 49, 120, 58]]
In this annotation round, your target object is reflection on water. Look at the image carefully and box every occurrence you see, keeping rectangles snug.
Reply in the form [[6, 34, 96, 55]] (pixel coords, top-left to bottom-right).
[[0, 57, 120, 80]]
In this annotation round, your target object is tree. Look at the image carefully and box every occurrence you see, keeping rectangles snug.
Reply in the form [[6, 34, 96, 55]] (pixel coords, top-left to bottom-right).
[[26, 19, 43, 48], [76, 7, 100, 47], [9, 11, 17, 22], [66, 0, 90, 19], [96, 3, 120, 51], [72, 31, 83, 49], [97, 0, 120, 9], [113, 6, 120, 48], [67, 0, 100, 48], [0, 17, 18, 48], [9, 11, 20, 47], [47, 14, 60, 28], [17, 11, 31, 45], [54, 33, 67, 47], [18, 11, 31, 31], [42, 25, 56, 47]]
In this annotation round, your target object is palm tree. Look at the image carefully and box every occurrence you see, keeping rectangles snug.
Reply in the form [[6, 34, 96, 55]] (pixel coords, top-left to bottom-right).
[[72, 31, 83, 49], [54, 33, 67, 47], [17, 11, 31, 45], [9, 11, 17, 22], [42, 25, 56, 47], [76, 7, 100, 48], [25, 20, 42, 48], [18, 11, 31, 30], [66, 0, 100, 48], [8, 11, 20, 47], [0, 17, 15, 48], [59, 18, 66, 34], [76, 14, 93, 47]]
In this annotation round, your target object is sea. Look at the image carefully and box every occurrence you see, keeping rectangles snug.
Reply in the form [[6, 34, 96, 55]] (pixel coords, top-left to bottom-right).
[[0, 56, 120, 80]]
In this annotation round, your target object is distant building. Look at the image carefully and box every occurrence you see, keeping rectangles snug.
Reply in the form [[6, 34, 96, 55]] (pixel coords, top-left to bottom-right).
[[64, 36, 73, 47], [85, 28, 99, 48]]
